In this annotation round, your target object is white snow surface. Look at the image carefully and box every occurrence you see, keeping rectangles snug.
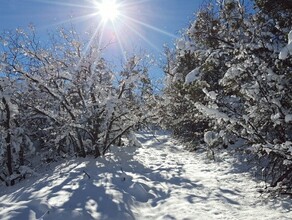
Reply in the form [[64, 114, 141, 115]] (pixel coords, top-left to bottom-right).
[[185, 68, 200, 84], [285, 114, 292, 123], [0, 131, 291, 220], [204, 131, 217, 147], [279, 30, 292, 60]]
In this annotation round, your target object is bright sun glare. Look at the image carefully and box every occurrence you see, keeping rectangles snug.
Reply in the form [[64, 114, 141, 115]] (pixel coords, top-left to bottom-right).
[[97, 0, 120, 22]]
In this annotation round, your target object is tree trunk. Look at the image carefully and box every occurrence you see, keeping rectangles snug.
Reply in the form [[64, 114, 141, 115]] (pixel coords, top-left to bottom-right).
[[2, 97, 13, 184], [271, 167, 292, 188], [77, 131, 86, 157], [95, 146, 101, 158], [19, 144, 24, 166]]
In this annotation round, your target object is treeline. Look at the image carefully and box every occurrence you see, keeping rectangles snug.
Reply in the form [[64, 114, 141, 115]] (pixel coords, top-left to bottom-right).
[[158, 0, 292, 194]]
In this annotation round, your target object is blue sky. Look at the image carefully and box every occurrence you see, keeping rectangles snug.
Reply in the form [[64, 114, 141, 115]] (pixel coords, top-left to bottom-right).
[[0, 0, 203, 79]]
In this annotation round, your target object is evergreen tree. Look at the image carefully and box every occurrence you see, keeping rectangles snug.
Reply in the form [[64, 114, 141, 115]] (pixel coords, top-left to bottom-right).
[[160, 0, 292, 193]]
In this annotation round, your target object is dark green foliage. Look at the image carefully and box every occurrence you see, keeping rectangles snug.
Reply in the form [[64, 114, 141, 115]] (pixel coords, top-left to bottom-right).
[[160, 0, 292, 194]]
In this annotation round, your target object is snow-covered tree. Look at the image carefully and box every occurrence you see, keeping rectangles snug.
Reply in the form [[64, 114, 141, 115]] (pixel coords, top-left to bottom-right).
[[0, 25, 154, 185], [0, 71, 34, 185], [161, 0, 292, 193]]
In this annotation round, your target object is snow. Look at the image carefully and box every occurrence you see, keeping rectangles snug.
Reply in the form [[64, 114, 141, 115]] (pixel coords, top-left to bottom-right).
[[0, 131, 291, 220], [220, 66, 244, 86], [285, 114, 292, 123], [279, 30, 292, 60], [184, 68, 200, 84], [204, 130, 217, 147], [202, 88, 217, 100], [279, 47, 290, 60], [176, 39, 185, 50], [195, 103, 234, 123], [289, 30, 292, 45]]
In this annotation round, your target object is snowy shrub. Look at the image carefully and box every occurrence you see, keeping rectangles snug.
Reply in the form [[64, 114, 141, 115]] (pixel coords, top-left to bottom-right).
[[0, 26, 153, 185]]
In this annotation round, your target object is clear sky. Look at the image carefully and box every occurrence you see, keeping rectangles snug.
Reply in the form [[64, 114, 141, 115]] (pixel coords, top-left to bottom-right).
[[0, 0, 203, 79]]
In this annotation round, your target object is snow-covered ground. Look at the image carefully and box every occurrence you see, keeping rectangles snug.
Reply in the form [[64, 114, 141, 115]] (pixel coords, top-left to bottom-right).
[[0, 131, 291, 220]]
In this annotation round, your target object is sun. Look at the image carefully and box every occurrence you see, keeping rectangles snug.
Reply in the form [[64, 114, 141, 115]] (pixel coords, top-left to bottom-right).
[[97, 0, 120, 22]]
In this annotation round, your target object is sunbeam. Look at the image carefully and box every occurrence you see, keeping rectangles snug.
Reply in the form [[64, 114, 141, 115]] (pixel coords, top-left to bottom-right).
[[75, 21, 104, 71], [97, 21, 106, 51], [122, 21, 161, 53], [121, 14, 177, 38], [112, 23, 127, 62], [30, 0, 94, 10], [39, 13, 98, 31]]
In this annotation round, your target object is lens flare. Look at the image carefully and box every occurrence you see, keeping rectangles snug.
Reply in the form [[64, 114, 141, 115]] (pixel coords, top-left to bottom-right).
[[97, 0, 120, 22]]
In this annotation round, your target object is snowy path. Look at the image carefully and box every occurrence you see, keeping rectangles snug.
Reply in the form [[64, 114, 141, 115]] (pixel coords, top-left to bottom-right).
[[131, 132, 291, 220], [0, 131, 291, 220]]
